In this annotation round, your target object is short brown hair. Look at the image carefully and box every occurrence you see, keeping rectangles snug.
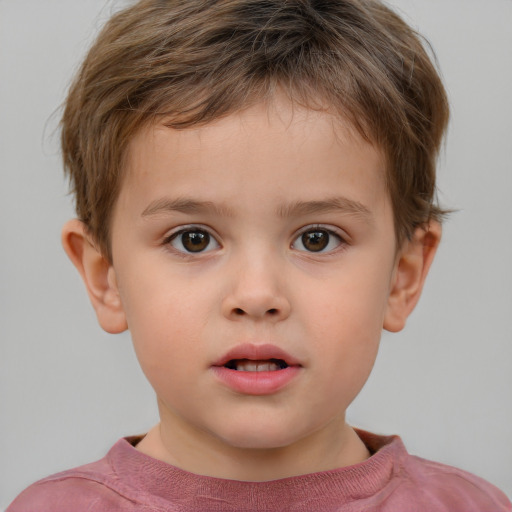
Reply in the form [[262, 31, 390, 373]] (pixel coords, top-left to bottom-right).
[[62, 0, 449, 260]]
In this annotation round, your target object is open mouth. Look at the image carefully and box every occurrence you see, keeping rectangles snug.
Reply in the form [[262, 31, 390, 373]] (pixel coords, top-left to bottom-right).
[[212, 346, 301, 394], [224, 358, 289, 372]]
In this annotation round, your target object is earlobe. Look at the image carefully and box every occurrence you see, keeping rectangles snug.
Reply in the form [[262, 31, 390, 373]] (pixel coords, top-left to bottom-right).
[[383, 221, 441, 333], [61, 219, 128, 334]]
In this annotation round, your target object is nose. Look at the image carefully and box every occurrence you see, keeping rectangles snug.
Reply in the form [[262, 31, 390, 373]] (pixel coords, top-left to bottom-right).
[[221, 253, 291, 322]]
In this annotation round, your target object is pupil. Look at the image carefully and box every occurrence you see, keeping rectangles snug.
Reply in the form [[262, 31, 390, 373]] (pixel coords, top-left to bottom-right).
[[302, 230, 328, 252], [182, 231, 209, 252]]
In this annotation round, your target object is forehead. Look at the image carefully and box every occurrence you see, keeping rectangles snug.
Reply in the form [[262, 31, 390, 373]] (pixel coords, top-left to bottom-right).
[[118, 98, 388, 220]]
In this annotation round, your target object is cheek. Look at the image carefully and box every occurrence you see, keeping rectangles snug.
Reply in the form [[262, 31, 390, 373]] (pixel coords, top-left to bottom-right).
[[118, 270, 213, 379], [299, 262, 391, 392], [304, 268, 390, 343]]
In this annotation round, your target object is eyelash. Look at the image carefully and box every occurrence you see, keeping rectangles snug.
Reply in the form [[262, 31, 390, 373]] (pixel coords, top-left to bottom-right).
[[163, 225, 220, 256], [162, 224, 348, 256], [291, 225, 347, 254]]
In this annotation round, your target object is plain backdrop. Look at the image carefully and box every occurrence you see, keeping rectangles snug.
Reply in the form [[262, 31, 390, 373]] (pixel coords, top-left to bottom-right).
[[1, 0, 511, 508]]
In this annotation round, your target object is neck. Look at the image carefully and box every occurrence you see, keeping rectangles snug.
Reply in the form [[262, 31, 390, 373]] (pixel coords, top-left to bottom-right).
[[136, 412, 370, 481]]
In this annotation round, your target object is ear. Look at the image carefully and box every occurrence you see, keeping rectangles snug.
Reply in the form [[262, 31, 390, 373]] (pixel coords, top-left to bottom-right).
[[383, 221, 441, 332], [61, 219, 128, 334]]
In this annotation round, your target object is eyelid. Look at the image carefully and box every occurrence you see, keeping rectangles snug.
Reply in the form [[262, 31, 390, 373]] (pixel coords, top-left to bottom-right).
[[163, 224, 221, 254], [291, 224, 349, 253]]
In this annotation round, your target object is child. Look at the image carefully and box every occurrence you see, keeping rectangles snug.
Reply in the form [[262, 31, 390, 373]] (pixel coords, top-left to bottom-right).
[[7, 0, 511, 510]]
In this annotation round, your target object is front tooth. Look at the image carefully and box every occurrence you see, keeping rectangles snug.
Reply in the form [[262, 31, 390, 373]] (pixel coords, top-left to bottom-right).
[[235, 361, 280, 372], [244, 362, 258, 372]]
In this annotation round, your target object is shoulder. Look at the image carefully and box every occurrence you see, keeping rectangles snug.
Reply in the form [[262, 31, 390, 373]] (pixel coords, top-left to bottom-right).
[[357, 430, 511, 512], [395, 453, 512, 511], [7, 477, 135, 512], [6, 448, 141, 512]]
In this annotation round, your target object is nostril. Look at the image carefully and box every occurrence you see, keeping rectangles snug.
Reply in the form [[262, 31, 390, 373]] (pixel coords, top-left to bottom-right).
[[234, 308, 245, 316], [267, 308, 278, 315]]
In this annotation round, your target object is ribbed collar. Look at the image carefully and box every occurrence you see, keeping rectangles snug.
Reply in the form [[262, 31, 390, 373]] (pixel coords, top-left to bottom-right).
[[107, 429, 407, 510]]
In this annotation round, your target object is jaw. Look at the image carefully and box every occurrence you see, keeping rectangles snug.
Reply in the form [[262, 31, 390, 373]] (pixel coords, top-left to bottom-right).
[[143, 407, 368, 481]]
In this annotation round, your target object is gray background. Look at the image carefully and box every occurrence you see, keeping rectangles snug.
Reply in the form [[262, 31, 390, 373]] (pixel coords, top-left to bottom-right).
[[1, 0, 511, 507]]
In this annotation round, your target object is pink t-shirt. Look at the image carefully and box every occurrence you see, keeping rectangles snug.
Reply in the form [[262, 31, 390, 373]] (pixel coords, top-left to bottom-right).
[[7, 430, 511, 511]]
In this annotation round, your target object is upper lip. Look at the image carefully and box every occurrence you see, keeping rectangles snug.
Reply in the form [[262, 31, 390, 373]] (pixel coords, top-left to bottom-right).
[[213, 343, 301, 367]]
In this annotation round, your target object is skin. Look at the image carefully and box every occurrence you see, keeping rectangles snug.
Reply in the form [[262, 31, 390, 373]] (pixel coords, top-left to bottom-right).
[[63, 96, 440, 481]]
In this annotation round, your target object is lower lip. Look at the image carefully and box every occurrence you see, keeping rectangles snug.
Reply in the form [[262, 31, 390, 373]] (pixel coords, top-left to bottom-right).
[[211, 366, 301, 395]]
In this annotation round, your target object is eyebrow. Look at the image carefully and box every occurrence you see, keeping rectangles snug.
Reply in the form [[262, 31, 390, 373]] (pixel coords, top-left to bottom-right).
[[141, 195, 373, 223], [276, 197, 374, 223], [141, 197, 235, 218]]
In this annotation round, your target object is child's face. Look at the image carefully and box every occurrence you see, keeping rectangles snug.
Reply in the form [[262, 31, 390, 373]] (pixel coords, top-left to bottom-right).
[[108, 98, 401, 453]]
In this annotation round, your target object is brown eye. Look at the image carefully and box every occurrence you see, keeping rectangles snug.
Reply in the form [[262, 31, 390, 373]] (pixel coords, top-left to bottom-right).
[[169, 229, 219, 253], [182, 231, 209, 252], [301, 230, 329, 252], [292, 227, 343, 253]]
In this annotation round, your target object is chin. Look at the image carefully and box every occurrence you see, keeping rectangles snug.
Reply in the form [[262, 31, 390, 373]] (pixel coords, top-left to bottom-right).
[[213, 421, 306, 451]]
